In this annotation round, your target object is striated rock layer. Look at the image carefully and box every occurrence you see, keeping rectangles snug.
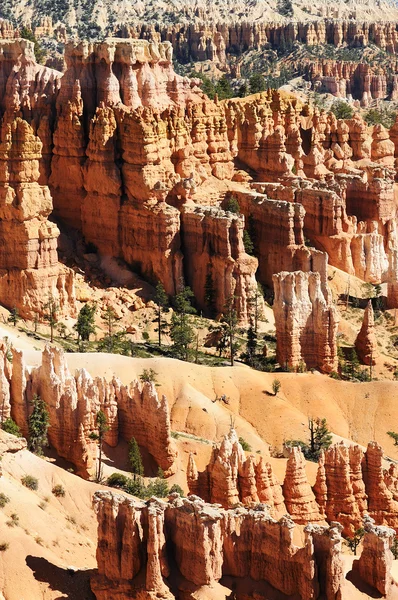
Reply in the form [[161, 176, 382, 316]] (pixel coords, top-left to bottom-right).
[[273, 271, 339, 373], [4, 344, 177, 477], [91, 490, 397, 600]]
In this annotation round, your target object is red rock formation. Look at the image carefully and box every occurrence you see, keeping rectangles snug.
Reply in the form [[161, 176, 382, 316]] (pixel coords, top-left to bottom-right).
[[209, 428, 245, 507], [363, 441, 398, 528], [355, 300, 379, 365], [92, 491, 349, 600], [255, 455, 287, 515], [0, 117, 75, 318], [9, 345, 177, 477], [314, 442, 367, 535], [283, 446, 324, 524], [354, 515, 395, 596], [273, 271, 339, 373], [188, 429, 284, 511], [181, 205, 259, 321]]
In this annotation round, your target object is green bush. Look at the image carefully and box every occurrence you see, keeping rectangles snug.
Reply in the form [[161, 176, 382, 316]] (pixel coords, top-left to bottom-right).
[[107, 473, 129, 488], [2, 418, 21, 437], [330, 101, 354, 120], [52, 484, 66, 497], [169, 484, 184, 496], [239, 437, 252, 451], [0, 493, 10, 508], [21, 475, 39, 491], [225, 197, 240, 214]]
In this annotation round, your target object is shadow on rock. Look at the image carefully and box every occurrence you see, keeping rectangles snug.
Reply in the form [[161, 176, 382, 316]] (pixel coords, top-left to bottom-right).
[[26, 556, 96, 600]]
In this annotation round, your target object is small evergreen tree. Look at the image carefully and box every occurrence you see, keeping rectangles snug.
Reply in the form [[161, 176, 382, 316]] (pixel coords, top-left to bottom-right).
[[246, 323, 257, 366], [75, 303, 96, 346], [248, 283, 264, 333], [331, 101, 354, 120], [243, 230, 254, 255], [204, 268, 216, 317], [272, 379, 281, 396], [249, 73, 266, 94], [154, 282, 169, 347], [170, 284, 196, 361], [129, 437, 144, 480], [215, 75, 233, 100], [43, 294, 59, 343], [345, 528, 364, 555], [20, 27, 46, 63], [102, 306, 117, 352], [222, 296, 239, 366], [308, 417, 333, 461], [8, 307, 20, 328], [89, 410, 109, 482], [225, 197, 240, 214], [139, 368, 158, 384], [28, 395, 50, 455]]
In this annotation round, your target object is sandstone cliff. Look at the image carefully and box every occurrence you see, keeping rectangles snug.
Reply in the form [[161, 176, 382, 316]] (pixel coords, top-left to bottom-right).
[[5, 345, 178, 477], [91, 490, 397, 600], [273, 271, 339, 373]]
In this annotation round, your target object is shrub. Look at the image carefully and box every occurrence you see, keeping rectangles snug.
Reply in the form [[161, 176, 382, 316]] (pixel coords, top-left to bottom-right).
[[0, 493, 10, 508], [124, 477, 146, 497], [0, 542, 9, 551], [272, 379, 281, 396], [169, 484, 184, 496], [107, 473, 129, 488], [52, 484, 66, 497], [147, 478, 169, 498], [331, 101, 354, 120], [239, 437, 252, 451], [139, 368, 158, 384], [2, 418, 21, 437], [225, 197, 240, 214], [21, 475, 39, 491], [7, 513, 19, 527]]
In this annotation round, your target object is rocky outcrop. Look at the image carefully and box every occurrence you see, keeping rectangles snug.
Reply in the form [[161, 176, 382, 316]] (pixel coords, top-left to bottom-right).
[[354, 515, 395, 596], [0, 117, 75, 318], [283, 446, 324, 524], [122, 20, 398, 69], [273, 271, 339, 373], [8, 345, 177, 477], [313, 442, 367, 535], [92, 491, 350, 600], [355, 300, 379, 366], [181, 205, 259, 320], [187, 429, 285, 514]]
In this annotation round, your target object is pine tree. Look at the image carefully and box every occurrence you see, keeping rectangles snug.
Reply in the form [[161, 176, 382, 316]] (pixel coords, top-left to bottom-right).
[[204, 269, 216, 317], [243, 230, 254, 255], [248, 283, 264, 333], [246, 323, 257, 366], [43, 294, 59, 343], [28, 395, 50, 455], [75, 303, 96, 346], [129, 437, 144, 480], [225, 197, 240, 214], [308, 417, 333, 461], [222, 296, 239, 366], [89, 410, 109, 482], [345, 528, 365, 555], [170, 284, 196, 361], [8, 306, 20, 327], [102, 306, 117, 352], [154, 282, 169, 346]]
